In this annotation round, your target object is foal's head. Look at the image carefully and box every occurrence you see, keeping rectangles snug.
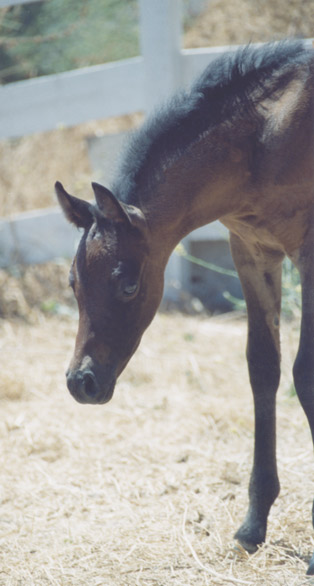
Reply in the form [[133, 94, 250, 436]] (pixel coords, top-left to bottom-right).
[[56, 181, 164, 404]]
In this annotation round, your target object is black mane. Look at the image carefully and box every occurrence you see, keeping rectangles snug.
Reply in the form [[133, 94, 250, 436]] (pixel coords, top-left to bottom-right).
[[112, 40, 313, 204]]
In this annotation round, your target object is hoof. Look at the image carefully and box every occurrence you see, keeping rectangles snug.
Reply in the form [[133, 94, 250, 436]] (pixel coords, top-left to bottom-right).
[[234, 521, 266, 554], [307, 552, 314, 575], [235, 535, 259, 554]]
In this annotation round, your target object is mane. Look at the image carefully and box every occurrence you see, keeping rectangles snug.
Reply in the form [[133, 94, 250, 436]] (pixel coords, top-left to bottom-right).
[[112, 40, 312, 204]]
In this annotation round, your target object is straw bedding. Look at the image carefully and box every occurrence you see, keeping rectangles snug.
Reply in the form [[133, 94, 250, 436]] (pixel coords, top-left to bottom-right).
[[0, 311, 313, 585]]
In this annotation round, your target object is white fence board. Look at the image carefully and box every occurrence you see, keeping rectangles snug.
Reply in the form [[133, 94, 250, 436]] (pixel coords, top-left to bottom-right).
[[139, 0, 182, 110], [0, 0, 42, 6], [0, 208, 80, 267], [0, 57, 144, 138], [0, 205, 228, 269]]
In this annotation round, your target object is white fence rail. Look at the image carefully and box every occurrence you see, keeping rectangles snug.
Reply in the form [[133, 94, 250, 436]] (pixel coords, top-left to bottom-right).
[[0, 0, 41, 6], [0, 57, 145, 138], [0, 208, 79, 267], [0, 0, 236, 138]]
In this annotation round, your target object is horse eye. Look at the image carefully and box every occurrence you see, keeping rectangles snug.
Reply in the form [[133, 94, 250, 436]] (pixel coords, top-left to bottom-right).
[[123, 282, 138, 298], [112, 262, 139, 300]]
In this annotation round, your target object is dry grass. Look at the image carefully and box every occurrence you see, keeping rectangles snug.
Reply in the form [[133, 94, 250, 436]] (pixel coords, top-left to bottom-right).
[[0, 114, 142, 217], [0, 261, 74, 321], [0, 311, 314, 585], [184, 0, 314, 48]]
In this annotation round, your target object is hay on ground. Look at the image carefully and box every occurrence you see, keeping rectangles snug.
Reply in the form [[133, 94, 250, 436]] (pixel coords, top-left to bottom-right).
[[0, 312, 313, 585]]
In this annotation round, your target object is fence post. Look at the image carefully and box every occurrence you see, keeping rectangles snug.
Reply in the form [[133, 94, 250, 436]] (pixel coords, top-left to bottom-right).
[[139, 0, 183, 112]]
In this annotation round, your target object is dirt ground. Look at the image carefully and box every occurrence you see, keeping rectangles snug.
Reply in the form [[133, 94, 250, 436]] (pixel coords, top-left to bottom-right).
[[0, 311, 313, 585]]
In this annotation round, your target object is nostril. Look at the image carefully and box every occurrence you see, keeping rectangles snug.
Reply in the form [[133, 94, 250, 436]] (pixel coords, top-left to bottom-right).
[[66, 369, 99, 400], [82, 372, 98, 397]]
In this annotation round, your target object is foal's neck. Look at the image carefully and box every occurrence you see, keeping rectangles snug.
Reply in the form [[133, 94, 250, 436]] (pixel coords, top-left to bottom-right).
[[142, 134, 247, 262]]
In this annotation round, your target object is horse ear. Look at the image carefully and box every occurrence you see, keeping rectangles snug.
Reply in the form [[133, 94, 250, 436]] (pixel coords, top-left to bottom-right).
[[92, 182, 147, 232], [55, 181, 93, 229], [91, 182, 129, 223]]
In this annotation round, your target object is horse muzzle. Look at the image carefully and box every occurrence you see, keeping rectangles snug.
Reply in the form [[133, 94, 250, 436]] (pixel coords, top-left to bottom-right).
[[66, 364, 116, 405]]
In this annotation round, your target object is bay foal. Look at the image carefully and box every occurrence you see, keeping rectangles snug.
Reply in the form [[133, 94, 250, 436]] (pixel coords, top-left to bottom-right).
[[56, 41, 314, 573]]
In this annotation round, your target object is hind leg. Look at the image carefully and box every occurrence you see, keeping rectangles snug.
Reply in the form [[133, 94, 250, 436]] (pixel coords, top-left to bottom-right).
[[230, 234, 284, 551], [291, 243, 314, 575]]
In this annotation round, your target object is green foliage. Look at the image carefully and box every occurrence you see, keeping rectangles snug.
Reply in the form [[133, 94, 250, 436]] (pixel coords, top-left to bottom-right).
[[222, 291, 246, 311], [175, 242, 238, 278], [281, 257, 301, 319], [225, 258, 302, 319], [175, 245, 302, 318], [41, 298, 76, 317], [0, 0, 139, 83]]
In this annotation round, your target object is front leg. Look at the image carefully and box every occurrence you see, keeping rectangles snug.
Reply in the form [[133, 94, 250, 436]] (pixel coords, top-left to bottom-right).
[[235, 321, 281, 551], [230, 234, 283, 551]]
